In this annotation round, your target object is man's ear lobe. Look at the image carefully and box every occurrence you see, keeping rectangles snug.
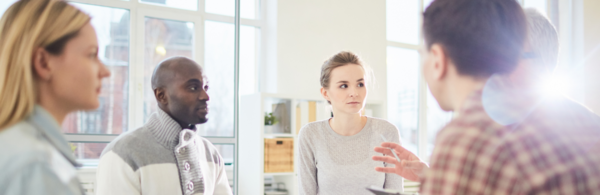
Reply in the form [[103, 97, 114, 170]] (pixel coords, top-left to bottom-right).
[[154, 88, 168, 105], [32, 48, 52, 80], [431, 44, 448, 80]]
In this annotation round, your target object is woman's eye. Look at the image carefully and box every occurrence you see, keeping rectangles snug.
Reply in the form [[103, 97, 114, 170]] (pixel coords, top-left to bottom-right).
[[340, 84, 347, 89], [190, 86, 197, 91], [358, 83, 364, 87]]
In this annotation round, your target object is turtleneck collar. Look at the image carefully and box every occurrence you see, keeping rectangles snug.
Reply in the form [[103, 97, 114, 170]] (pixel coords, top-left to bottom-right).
[[147, 108, 187, 149]]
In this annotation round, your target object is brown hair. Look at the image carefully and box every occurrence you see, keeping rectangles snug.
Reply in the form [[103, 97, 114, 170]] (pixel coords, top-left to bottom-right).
[[0, 0, 90, 130], [320, 51, 370, 89], [423, 0, 527, 77]]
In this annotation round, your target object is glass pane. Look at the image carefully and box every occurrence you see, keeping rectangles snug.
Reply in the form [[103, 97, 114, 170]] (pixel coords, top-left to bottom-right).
[[524, 0, 547, 16], [240, 25, 259, 96], [423, 0, 434, 10], [70, 142, 109, 161], [143, 18, 194, 122], [386, 0, 420, 45], [425, 89, 452, 162], [63, 4, 130, 135], [214, 144, 235, 191], [241, 0, 258, 19], [140, 0, 198, 11], [206, 0, 258, 19], [202, 21, 234, 137], [0, 0, 17, 15], [386, 46, 419, 155]]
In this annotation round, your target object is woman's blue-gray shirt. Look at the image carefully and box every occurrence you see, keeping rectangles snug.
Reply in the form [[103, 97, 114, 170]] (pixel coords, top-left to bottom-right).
[[0, 105, 83, 195]]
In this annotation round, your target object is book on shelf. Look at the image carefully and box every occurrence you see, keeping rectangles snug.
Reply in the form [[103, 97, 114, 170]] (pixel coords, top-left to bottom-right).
[[271, 103, 290, 134], [296, 101, 332, 134]]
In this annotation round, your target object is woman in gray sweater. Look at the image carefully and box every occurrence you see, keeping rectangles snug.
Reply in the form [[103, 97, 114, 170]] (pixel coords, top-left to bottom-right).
[[298, 51, 404, 195]]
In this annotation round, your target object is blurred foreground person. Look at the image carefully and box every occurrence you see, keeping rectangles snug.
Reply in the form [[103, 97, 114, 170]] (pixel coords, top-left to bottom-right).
[[96, 57, 232, 195], [0, 0, 111, 194], [375, 0, 600, 194]]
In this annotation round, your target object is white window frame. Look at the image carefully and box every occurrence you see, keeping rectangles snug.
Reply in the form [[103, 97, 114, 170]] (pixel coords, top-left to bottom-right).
[[63, 0, 266, 193]]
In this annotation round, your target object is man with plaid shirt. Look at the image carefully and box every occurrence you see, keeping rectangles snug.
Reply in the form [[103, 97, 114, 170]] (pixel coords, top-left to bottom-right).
[[373, 0, 600, 194]]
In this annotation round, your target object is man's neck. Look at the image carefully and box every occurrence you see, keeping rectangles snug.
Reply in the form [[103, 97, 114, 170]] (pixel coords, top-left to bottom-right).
[[158, 107, 194, 130], [449, 76, 487, 112]]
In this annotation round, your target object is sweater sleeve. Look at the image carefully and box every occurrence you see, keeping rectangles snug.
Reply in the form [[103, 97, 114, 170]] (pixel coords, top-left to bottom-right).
[[298, 126, 318, 195], [95, 150, 141, 195], [213, 153, 233, 195], [383, 126, 404, 191]]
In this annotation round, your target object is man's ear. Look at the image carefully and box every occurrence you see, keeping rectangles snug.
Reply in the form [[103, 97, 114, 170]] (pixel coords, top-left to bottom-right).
[[320, 87, 330, 102], [430, 44, 449, 81], [154, 88, 168, 105], [32, 47, 53, 81]]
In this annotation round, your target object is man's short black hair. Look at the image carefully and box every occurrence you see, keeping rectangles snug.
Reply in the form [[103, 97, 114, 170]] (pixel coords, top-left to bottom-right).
[[423, 0, 527, 77]]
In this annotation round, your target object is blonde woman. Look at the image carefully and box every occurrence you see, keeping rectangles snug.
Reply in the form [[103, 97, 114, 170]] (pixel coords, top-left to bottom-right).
[[0, 0, 110, 194], [298, 51, 403, 195]]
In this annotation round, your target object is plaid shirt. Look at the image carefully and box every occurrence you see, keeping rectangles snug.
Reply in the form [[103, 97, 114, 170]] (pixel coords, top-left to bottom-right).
[[420, 90, 600, 195]]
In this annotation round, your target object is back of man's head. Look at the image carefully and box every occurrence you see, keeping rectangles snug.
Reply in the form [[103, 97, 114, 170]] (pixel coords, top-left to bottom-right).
[[423, 0, 528, 78], [524, 8, 559, 74]]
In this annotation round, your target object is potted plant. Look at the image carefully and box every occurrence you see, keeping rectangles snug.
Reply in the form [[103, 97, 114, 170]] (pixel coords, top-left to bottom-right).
[[264, 112, 278, 134]]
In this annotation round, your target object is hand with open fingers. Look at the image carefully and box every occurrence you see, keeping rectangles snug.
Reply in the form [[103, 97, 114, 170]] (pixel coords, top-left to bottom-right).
[[372, 142, 429, 182]]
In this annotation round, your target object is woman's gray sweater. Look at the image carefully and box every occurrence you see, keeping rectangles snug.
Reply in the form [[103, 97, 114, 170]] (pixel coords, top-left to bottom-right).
[[298, 117, 404, 195]]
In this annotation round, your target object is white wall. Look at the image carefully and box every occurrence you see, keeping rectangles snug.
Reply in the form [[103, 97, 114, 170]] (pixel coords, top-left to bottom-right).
[[273, 0, 388, 112], [584, 0, 600, 114]]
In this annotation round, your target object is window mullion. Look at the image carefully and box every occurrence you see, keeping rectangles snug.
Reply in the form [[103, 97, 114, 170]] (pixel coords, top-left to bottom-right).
[[68, 0, 134, 9]]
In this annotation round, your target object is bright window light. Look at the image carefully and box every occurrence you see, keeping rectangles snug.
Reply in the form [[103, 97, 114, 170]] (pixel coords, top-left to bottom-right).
[[0, 0, 17, 15], [523, 0, 547, 17], [540, 74, 570, 96]]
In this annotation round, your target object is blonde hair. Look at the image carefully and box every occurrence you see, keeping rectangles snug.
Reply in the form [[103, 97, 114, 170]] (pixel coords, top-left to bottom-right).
[[0, 0, 90, 130]]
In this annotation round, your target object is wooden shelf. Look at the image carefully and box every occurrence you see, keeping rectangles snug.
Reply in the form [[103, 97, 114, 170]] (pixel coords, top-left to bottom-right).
[[264, 133, 295, 138], [264, 172, 296, 176]]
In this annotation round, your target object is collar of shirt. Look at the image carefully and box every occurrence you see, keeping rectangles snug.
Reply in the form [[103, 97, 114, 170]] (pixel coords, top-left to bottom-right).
[[26, 105, 81, 167], [147, 108, 189, 149]]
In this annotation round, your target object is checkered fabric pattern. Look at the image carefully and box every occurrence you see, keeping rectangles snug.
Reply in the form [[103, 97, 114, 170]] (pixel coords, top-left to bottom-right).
[[420, 90, 600, 194]]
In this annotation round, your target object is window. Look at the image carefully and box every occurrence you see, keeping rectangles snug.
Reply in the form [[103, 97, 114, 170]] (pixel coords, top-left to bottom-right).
[[0, 0, 16, 15], [203, 20, 234, 136], [386, 0, 420, 45], [141, 0, 198, 11], [386, 0, 453, 161], [63, 3, 130, 135], [142, 17, 194, 123], [523, 0, 548, 16], [386, 47, 420, 155], [0, 0, 266, 193]]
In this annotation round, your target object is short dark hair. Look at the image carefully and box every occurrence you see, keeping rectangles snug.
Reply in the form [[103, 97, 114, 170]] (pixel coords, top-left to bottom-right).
[[423, 0, 527, 77]]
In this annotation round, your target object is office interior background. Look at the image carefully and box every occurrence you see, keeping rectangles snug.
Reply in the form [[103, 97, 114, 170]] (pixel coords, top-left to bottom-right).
[[0, 0, 598, 194]]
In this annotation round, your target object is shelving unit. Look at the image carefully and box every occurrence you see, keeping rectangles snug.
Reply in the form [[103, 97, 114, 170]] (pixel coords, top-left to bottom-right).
[[239, 93, 383, 195], [239, 93, 322, 195]]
